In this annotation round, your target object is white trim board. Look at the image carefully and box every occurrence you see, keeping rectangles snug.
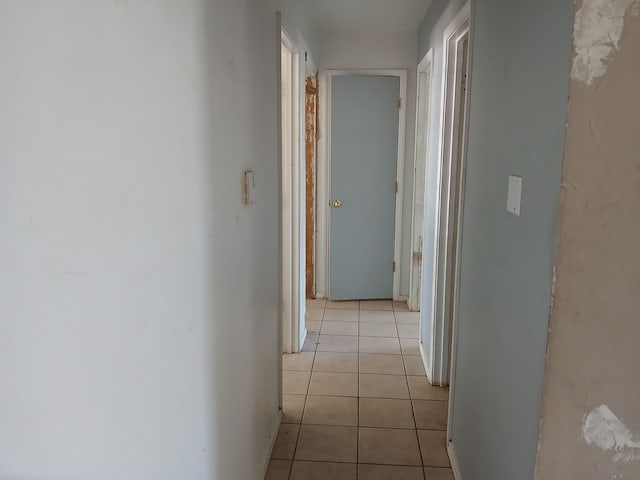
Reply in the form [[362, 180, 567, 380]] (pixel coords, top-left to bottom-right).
[[448, 440, 464, 480], [410, 48, 435, 316], [317, 68, 408, 301], [259, 410, 283, 480], [280, 28, 302, 354]]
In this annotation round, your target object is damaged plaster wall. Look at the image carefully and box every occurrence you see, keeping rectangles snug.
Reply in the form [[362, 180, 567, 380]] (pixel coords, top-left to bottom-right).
[[536, 3, 640, 479]]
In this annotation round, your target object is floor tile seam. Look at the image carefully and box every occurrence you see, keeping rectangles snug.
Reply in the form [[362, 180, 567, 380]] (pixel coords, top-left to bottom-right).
[[288, 323, 319, 480], [401, 350, 427, 479]]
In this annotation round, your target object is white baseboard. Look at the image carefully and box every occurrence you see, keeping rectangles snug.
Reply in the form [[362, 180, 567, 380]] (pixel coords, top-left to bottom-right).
[[260, 409, 283, 480], [447, 440, 463, 480], [298, 326, 308, 353], [419, 341, 434, 385]]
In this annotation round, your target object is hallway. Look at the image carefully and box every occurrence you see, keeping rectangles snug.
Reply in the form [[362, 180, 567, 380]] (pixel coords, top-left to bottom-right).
[[267, 300, 452, 479]]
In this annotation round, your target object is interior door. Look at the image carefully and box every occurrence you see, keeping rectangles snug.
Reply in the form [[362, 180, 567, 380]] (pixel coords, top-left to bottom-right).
[[329, 75, 400, 300]]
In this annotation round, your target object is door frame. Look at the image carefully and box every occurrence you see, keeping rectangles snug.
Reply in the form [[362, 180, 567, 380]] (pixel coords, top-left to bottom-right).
[[409, 50, 434, 313], [430, 0, 472, 386], [432, 2, 472, 466], [280, 28, 302, 354], [317, 69, 407, 300]]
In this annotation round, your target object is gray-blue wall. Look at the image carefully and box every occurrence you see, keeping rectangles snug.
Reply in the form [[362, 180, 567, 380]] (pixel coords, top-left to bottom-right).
[[418, 0, 574, 478]]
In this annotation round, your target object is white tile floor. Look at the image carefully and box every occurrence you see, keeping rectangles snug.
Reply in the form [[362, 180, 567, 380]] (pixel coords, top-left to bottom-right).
[[267, 299, 452, 480]]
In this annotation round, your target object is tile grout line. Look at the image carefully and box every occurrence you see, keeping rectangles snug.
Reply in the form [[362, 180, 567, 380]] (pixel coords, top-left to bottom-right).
[[395, 306, 428, 480], [287, 301, 324, 480]]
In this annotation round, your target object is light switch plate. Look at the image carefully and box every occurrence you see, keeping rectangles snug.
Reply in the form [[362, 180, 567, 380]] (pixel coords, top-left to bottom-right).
[[507, 175, 522, 216]]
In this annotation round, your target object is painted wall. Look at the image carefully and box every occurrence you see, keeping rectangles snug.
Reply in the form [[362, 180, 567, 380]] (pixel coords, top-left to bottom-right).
[[0, 0, 299, 478], [418, 0, 574, 478], [536, 3, 640, 479], [315, 30, 418, 299]]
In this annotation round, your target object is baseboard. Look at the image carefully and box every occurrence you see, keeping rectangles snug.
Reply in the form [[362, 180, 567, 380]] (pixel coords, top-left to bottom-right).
[[298, 326, 308, 353], [394, 295, 409, 303], [419, 341, 434, 385], [260, 409, 283, 480], [447, 440, 463, 480]]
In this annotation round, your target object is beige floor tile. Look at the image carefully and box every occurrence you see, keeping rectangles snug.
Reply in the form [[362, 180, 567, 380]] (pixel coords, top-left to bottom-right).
[[316, 334, 358, 353], [295, 425, 357, 463], [359, 336, 402, 355], [403, 356, 426, 376], [397, 323, 420, 339], [407, 376, 449, 401], [359, 353, 405, 375], [358, 427, 422, 466], [418, 430, 450, 467], [359, 398, 415, 429], [358, 464, 423, 480], [305, 309, 324, 321], [360, 299, 393, 311], [283, 394, 306, 424], [303, 395, 357, 426], [413, 400, 448, 430], [284, 370, 311, 395], [291, 461, 357, 480], [392, 301, 411, 312], [359, 310, 396, 323], [360, 322, 398, 338], [395, 312, 420, 324], [359, 373, 409, 399], [265, 459, 291, 480], [271, 424, 299, 460], [302, 334, 319, 352], [323, 309, 359, 322], [326, 300, 359, 310], [305, 320, 321, 335], [400, 338, 421, 356], [309, 371, 358, 397], [424, 467, 455, 480], [284, 352, 315, 372], [313, 352, 358, 373], [321, 321, 358, 336], [306, 298, 327, 309]]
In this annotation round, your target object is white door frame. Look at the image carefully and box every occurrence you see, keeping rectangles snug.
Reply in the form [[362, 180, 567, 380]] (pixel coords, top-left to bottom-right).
[[409, 50, 434, 313], [431, 1, 471, 387], [280, 29, 302, 354], [317, 69, 407, 301]]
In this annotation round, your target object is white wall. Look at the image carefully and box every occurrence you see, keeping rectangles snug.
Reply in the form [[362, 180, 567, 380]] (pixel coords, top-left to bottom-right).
[[0, 1, 299, 478], [315, 30, 418, 299]]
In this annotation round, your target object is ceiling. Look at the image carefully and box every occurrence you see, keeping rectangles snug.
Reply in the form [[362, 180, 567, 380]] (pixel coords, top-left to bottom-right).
[[307, 0, 432, 32]]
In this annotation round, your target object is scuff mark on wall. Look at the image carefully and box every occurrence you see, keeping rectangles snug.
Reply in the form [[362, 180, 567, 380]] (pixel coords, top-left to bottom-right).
[[571, 0, 638, 85], [583, 405, 640, 463]]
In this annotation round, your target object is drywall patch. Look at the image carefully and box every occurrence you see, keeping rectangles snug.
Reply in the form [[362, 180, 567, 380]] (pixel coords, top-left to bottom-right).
[[571, 0, 638, 85], [583, 405, 640, 463]]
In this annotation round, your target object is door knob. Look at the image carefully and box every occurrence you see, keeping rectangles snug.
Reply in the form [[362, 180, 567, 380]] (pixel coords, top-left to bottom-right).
[[332, 199, 342, 208]]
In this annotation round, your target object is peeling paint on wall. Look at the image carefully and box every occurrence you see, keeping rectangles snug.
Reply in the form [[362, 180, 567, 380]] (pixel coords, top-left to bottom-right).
[[583, 405, 640, 463], [571, 0, 638, 85]]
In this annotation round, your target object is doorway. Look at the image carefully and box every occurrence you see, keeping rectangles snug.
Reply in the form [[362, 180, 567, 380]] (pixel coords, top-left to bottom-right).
[[430, 1, 471, 390], [318, 70, 407, 302], [409, 51, 434, 313], [280, 30, 302, 354]]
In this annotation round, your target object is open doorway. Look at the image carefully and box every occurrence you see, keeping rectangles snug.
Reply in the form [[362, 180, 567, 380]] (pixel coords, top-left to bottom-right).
[[409, 51, 434, 314], [280, 29, 302, 354], [430, 1, 471, 391]]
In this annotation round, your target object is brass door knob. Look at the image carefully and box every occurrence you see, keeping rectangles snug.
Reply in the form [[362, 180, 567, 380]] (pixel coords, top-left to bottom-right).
[[332, 199, 342, 208]]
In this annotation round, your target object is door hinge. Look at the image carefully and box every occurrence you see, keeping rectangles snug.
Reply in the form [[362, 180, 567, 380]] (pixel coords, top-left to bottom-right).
[[395, 181, 399, 193], [398, 97, 402, 109], [393, 261, 396, 272]]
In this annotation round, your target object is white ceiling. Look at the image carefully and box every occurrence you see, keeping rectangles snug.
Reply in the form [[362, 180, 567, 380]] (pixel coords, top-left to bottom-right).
[[308, 0, 432, 32]]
